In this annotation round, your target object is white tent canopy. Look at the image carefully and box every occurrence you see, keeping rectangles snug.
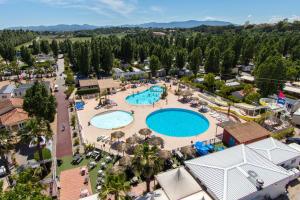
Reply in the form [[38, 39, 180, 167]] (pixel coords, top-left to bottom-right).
[[155, 167, 203, 200]]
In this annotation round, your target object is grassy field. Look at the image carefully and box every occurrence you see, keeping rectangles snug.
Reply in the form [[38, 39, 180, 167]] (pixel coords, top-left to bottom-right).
[[57, 153, 117, 193]]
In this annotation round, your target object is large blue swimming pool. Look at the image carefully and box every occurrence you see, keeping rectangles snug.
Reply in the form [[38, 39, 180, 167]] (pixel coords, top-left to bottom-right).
[[146, 108, 209, 137], [126, 86, 163, 105]]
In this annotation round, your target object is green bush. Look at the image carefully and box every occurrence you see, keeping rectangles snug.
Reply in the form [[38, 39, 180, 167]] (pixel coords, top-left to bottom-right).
[[64, 85, 75, 98], [73, 138, 80, 146], [34, 148, 52, 161], [272, 127, 294, 140], [76, 88, 99, 95], [73, 131, 78, 138]]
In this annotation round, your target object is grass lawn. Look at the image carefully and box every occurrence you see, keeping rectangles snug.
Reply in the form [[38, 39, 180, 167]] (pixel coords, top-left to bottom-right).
[[57, 152, 117, 193]]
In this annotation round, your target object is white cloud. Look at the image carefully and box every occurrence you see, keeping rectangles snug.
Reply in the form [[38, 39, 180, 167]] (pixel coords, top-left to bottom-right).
[[203, 16, 217, 20], [34, 0, 137, 16], [150, 6, 163, 13], [247, 14, 252, 18], [269, 15, 300, 23]]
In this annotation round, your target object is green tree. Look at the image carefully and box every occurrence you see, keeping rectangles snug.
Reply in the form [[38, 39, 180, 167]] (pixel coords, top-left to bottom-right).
[[0, 129, 13, 174], [18, 118, 52, 170], [205, 47, 220, 73], [204, 73, 216, 92], [40, 40, 50, 55], [291, 45, 300, 61], [149, 55, 161, 77], [255, 56, 287, 97], [32, 40, 40, 55], [132, 143, 163, 192], [175, 49, 187, 70], [138, 45, 147, 63], [189, 47, 202, 76], [0, 42, 16, 64], [23, 81, 57, 122], [20, 46, 34, 66], [99, 172, 130, 200], [51, 39, 59, 58], [100, 43, 113, 75], [91, 37, 100, 74], [161, 49, 173, 75], [240, 38, 255, 65], [121, 37, 133, 63], [220, 48, 235, 77]]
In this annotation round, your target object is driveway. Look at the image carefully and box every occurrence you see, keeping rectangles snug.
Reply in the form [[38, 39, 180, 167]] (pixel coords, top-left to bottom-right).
[[55, 56, 73, 158]]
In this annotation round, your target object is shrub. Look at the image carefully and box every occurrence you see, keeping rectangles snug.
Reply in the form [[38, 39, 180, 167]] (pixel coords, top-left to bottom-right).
[[34, 148, 52, 161], [76, 88, 99, 95], [64, 85, 75, 98], [272, 127, 294, 140], [73, 138, 80, 146], [73, 131, 78, 138]]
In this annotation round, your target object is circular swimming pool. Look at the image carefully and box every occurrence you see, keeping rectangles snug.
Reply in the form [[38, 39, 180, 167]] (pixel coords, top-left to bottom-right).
[[90, 110, 133, 129], [146, 108, 209, 137]]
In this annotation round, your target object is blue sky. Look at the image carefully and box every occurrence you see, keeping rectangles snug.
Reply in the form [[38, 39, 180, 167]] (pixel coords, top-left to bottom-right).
[[0, 0, 300, 28]]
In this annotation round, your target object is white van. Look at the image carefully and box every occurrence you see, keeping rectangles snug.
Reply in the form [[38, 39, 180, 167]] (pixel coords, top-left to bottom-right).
[[54, 84, 59, 92]]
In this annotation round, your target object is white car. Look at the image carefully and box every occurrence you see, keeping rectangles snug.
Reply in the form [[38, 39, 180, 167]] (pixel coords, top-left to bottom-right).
[[0, 166, 6, 176]]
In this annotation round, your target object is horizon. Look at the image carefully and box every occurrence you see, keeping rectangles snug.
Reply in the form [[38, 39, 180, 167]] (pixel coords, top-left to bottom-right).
[[0, 0, 300, 29]]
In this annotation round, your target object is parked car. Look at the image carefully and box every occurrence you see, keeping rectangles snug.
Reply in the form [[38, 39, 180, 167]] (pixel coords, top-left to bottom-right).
[[286, 137, 300, 145], [0, 166, 6, 177]]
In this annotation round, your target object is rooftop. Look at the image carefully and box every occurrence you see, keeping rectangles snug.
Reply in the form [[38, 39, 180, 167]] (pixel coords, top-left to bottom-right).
[[0, 108, 28, 126], [155, 167, 203, 200], [0, 98, 23, 111], [185, 145, 292, 200], [78, 79, 98, 87], [0, 84, 16, 94], [224, 121, 270, 144], [98, 78, 120, 90], [248, 137, 300, 165]]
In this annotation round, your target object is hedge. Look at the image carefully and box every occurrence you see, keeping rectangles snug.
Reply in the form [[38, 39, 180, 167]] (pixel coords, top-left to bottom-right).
[[76, 88, 99, 95], [34, 148, 52, 161], [271, 127, 295, 140]]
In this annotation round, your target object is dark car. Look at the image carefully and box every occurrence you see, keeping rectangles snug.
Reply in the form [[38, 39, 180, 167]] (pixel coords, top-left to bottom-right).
[[286, 137, 300, 145]]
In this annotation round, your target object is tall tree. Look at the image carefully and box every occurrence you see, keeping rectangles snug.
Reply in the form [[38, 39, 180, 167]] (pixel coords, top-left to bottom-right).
[[0, 129, 13, 174], [240, 38, 255, 65], [189, 47, 202, 76], [220, 48, 235, 78], [255, 55, 287, 96], [149, 55, 161, 77], [205, 47, 220, 73], [90, 37, 100, 74], [100, 43, 113, 75], [204, 73, 216, 92], [175, 48, 187, 70], [20, 46, 34, 66], [23, 81, 57, 122], [99, 172, 130, 200], [121, 37, 133, 63], [161, 49, 173, 75], [40, 40, 50, 55], [0, 42, 16, 64], [18, 118, 52, 171], [50, 39, 59, 58], [132, 143, 163, 192], [32, 40, 40, 55]]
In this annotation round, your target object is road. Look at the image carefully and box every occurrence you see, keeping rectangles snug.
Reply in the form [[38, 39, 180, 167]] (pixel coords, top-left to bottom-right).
[[55, 55, 73, 158]]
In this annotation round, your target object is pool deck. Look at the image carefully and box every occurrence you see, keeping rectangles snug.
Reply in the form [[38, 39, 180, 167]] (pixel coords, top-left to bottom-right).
[[77, 82, 224, 151]]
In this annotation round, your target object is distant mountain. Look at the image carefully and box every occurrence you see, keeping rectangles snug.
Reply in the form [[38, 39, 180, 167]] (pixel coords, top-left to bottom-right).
[[8, 20, 233, 32], [9, 24, 99, 32], [136, 20, 233, 28]]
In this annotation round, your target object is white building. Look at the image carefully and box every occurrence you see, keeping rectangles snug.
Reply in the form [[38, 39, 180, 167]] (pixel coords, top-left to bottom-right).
[[248, 137, 300, 169], [113, 67, 147, 79], [0, 84, 15, 100], [185, 145, 297, 200]]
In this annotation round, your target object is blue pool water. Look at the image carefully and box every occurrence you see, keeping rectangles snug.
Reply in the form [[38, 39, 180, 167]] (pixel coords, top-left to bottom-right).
[[90, 110, 133, 129], [75, 101, 84, 110], [146, 108, 209, 137], [126, 86, 163, 105]]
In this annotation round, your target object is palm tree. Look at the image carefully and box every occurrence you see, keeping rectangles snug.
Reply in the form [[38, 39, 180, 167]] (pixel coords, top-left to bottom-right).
[[18, 117, 52, 170], [99, 172, 130, 200], [0, 129, 13, 174], [132, 143, 163, 192], [227, 101, 234, 117]]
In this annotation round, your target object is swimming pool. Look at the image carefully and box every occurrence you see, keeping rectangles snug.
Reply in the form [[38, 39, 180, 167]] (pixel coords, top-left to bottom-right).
[[75, 101, 84, 110], [90, 110, 133, 129], [146, 108, 209, 137], [126, 86, 163, 105]]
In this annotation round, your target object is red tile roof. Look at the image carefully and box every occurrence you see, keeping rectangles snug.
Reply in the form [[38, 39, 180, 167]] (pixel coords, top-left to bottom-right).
[[0, 108, 28, 126], [0, 98, 23, 110]]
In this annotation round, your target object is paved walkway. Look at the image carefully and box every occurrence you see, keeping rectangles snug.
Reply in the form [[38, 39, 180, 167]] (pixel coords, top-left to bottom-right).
[[55, 57, 73, 158]]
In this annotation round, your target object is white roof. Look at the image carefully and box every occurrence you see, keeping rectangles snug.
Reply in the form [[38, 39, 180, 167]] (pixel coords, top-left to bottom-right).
[[240, 75, 255, 82], [185, 145, 291, 200], [288, 143, 300, 152], [248, 138, 300, 165], [284, 85, 300, 94], [136, 189, 169, 200], [79, 194, 98, 200], [225, 81, 240, 87], [155, 167, 203, 200]]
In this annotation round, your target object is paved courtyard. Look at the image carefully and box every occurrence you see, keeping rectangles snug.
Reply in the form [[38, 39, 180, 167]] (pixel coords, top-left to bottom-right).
[[77, 83, 225, 151]]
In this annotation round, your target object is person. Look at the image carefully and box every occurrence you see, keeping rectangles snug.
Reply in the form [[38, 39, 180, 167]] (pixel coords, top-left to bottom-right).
[[62, 124, 65, 132]]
